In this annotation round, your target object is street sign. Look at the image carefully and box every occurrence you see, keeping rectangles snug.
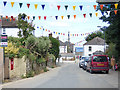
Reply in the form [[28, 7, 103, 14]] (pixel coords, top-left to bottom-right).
[[0, 35, 8, 47]]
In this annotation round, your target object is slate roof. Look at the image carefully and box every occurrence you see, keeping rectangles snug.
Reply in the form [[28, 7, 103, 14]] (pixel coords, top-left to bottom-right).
[[84, 37, 107, 45], [59, 40, 66, 46], [1, 17, 18, 28]]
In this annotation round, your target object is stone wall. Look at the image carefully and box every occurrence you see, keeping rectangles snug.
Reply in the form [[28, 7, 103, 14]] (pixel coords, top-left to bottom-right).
[[9, 56, 26, 79]]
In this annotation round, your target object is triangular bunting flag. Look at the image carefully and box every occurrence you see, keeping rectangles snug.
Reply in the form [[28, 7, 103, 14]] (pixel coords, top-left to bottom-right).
[[37, 26, 39, 28], [27, 4, 30, 8], [101, 12, 104, 15], [48, 30, 50, 32], [57, 5, 61, 11], [56, 32, 58, 34], [83, 14, 86, 18], [13, 18, 15, 21], [27, 16, 30, 20], [73, 15, 76, 19], [61, 16, 64, 20], [34, 4, 38, 9], [93, 5, 97, 10], [44, 16, 46, 20], [114, 10, 117, 15], [114, 3, 118, 9], [65, 5, 68, 10], [10, 18, 12, 22], [38, 16, 41, 20], [19, 3, 23, 8], [67, 15, 70, 19], [33, 16, 35, 20], [61, 33, 62, 35], [41, 5, 45, 10], [95, 12, 98, 17], [46, 29, 47, 31], [107, 11, 110, 15], [89, 13, 92, 17], [3, 1, 7, 7], [11, 16, 13, 19], [73, 6, 76, 10], [11, 2, 14, 7], [100, 5, 103, 10], [6, 16, 8, 19], [108, 4, 111, 9], [55, 16, 58, 20], [79, 5, 83, 11]]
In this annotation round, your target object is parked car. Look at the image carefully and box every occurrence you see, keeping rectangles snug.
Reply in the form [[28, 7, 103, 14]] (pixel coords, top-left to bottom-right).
[[86, 55, 109, 74], [79, 56, 89, 68], [82, 57, 89, 70]]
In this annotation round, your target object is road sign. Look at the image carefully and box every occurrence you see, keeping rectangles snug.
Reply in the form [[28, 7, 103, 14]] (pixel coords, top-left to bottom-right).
[[0, 35, 8, 47]]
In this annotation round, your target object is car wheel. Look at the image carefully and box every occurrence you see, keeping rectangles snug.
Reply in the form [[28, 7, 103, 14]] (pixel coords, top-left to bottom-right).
[[79, 64, 82, 68], [90, 68, 93, 74], [105, 70, 109, 74]]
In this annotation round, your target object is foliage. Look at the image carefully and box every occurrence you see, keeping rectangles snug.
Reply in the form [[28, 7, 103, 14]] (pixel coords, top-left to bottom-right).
[[48, 54, 55, 62], [17, 13, 35, 39], [26, 70, 35, 78], [43, 68, 49, 72], [5, 42, 19, 59], [97, 2, 120, 63], [49, 37, 60, 60], [85, 31, 104, 42]]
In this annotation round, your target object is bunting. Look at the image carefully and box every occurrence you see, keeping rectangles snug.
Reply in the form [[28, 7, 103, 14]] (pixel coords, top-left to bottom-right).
[[73, 15, 76, 19], [79, 5, 83, 11], [27, 16, 30, 20], [33, 16, 35, 20], [3, 1, 7, 7], [55, 16, 58, 20], [114, 10, 117, 15], [38, 16, 41, 20], [67, 15, 70, 19], [114, 3, 118, 9], [41, 5, 45, 10], [83, 14, 86, 18], [65, 5, 68, 10], [73, 6, 76, 11], [34, 4, 38, 9], [57, 5, 61, 11], [89, 13, 92, 17], [11, 2, 14, 7], [93, 5, 97, 10], [61, 16, 64, 20], [95, 12, 98, 17], [19, 3, 23, 8], [100, 5, 103, 10], [27, 4, 30, 8], [44, 16, 46, 20]]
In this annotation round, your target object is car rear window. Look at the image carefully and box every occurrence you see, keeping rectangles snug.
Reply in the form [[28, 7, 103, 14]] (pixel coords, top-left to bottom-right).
[[93, 56, 108, 62]]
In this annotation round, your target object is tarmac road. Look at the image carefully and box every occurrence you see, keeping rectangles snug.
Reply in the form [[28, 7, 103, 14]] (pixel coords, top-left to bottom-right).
[[1, 61, 118, 88]]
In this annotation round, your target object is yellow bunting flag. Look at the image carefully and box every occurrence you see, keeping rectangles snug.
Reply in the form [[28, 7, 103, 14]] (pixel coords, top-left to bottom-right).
[[73, 6, 76, 10], [100, 5, 103, 10], [114, 10, 117, 15], [74, 15, 76, 19], [95, 12, 98, 17], [56, 32, 58, 34], [93, 5, 97, 10], [61, 16, 64, 19], [11, 2, 14, 7], [40, 27, 41, 29], [34, 4, 38, 9], [114, 3, 118, 9], [27, 16, 30, 20]]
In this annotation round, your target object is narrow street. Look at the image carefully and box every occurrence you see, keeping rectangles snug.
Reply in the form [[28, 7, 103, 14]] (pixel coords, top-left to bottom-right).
[[2, 62, 118, 88]]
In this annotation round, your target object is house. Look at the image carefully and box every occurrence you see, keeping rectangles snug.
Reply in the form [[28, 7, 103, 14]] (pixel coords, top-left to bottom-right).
[[59, 40, 67, 54], [83, 37, 108, 56]]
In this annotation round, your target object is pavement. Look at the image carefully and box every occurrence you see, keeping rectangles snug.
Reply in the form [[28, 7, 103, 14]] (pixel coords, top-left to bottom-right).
[[1, 61, 119, 88]]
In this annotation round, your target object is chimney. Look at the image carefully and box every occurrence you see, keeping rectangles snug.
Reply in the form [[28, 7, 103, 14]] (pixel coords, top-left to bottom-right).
[[49, 33, 52, 37]]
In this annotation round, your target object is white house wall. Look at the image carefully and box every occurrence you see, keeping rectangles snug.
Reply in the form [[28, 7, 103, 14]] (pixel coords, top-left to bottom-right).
[[84, 45, 108, 56], [59, 46, 67, 53]]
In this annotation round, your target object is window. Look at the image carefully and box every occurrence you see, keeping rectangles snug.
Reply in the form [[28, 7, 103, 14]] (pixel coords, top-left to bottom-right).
[[89, 46, 92, 51], [93, 56, 107, 62]]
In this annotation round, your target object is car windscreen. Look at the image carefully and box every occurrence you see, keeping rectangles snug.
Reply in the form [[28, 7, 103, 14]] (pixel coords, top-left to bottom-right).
[[93, 56, 107, 62], [84, 57, 89, 61]]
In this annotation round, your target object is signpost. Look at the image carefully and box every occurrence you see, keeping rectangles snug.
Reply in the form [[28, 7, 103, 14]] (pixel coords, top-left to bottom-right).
[[0, 34, 8, 47]]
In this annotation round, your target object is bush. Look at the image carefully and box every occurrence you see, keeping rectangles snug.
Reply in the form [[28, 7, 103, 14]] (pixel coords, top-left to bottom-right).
[[44, 68, 49, 72], [26, 71, 35, 78]]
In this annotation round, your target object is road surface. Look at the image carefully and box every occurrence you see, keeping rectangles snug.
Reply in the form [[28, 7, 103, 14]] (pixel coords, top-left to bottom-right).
[[2, 61, 118, 88]]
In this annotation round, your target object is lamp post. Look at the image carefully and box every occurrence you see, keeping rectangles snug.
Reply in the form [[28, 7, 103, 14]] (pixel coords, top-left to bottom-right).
[[97, 26, 106, 54]]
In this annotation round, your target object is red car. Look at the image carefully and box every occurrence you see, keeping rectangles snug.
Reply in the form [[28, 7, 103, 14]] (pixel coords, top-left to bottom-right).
[[86, 55, 109, 74]]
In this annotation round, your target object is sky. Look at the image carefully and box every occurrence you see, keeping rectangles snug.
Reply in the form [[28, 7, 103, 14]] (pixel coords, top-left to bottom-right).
[[0, 0, 109, 45]]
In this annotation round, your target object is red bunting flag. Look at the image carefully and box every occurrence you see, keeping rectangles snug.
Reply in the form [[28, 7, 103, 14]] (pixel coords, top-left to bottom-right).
[[44, 16, 46, 20], [83, 14, 86, 18], [114, 10, 117, 15], [27, 4, 30, 8], [6, 16, 8, 19], [57, 5, 61, 10], [13, 18, 15, 21], [100, 5, 103, 10], [38, 16, 41, 20], [74, 15, 76, 19], [11, 16, 13, 19], [93, 5, 97, 10]]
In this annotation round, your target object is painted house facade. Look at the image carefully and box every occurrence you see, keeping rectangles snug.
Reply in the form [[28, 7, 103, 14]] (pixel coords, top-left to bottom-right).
[[83, 37, 108, 56]]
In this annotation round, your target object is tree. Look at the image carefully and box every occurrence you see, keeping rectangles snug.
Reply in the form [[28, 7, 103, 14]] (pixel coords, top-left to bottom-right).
[[97, 2, 120, 63], [49, 37, 60, 64], [85, 31, 104, 42], [17, 13, 35, 39]]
